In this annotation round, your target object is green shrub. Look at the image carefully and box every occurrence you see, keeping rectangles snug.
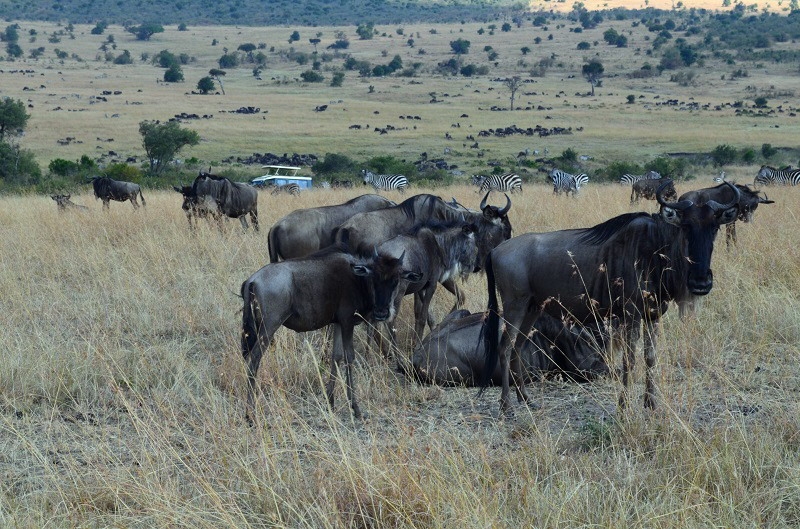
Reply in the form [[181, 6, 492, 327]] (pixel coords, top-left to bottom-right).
[[761, 143, 777, 159], [711, 144, 738, 166]]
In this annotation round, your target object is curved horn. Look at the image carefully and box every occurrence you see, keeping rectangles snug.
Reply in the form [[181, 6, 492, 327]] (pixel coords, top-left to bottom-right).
[[498, 193, 511, 216], [706, 181, 740, 211], [656, 180, 691, 210], [479, 191, 490, 211]]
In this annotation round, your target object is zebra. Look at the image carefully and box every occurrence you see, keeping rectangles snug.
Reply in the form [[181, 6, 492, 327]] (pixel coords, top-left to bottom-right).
[[471, 173, 523, 194], [361, 169, 409, 193], [619, 170, 661, 186], [270, 183, 301, 196], [550, 169, 587, 197], [754, 165, 800, 187]]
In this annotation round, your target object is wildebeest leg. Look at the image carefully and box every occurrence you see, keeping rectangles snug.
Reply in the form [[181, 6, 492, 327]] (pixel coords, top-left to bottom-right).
[[510, 310, 537, 404], [250, 211, 260, 232], [643, 319, 658, 409], [496, 302, 531, 416], [130, 197, 140, 209], [441, 278, 466, 313], [413, 285, 436, 344], [102, 198, 110, 210], [326, 323, 363, 419], [238, 216, 250, 231], [617, 319, 640, 409]]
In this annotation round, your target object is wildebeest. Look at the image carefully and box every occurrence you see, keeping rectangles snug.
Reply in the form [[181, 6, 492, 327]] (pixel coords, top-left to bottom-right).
[[375, 221, 479, 348], [483, 182, 740, 415], [334, 192, 512, 309], [174, 172, 259, 231], [630, 177, 678, 204], [89, 176, 146, 209], [404, 310, 609, 386], [240, 246, 422, 421], [267, 194, 395, 263], [680, 182, 774, 249], [51, 194, 89, 211], [270, 183, 301, 196]]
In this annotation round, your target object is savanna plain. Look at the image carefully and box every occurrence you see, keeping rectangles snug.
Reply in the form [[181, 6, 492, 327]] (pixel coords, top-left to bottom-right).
[[1, 11, 800, 529]]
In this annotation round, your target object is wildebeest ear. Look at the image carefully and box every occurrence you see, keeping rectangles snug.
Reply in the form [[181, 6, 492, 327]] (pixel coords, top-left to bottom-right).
[[660, 206, 681, 226], [351, 264, 372, 277], [716, 206, 739, 225], [402, 271, 423, 282]]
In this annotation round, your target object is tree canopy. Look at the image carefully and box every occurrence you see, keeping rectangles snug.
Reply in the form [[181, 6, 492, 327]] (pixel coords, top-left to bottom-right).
[[139, 121, 199, 175], [0, 98, 30, 141]]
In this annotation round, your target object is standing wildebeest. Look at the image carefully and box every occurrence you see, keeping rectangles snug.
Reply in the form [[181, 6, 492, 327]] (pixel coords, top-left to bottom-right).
[[89, 176, 146, 209], [375, 221, 479, 348], [240, 246, 422, 421], [483, 182, 740, 415], [267, 194, 395, 263], [51, 194, 89, 211], [174, 172, 259, 231], [630, 177, 678, 204], [334, 192, 512, 309], [405, 310, 609, 386], [680, 182, 774, 249]]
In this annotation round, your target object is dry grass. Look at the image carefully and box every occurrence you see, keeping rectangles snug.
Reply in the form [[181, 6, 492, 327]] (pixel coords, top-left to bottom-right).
[[1, 183, 799, 527], [2, 17, 799, 176]]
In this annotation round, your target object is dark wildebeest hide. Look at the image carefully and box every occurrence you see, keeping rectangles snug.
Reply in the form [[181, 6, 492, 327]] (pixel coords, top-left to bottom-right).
[[630, 177, 678, 204], [483, 181, 740, 415], [375, 221, 479, 348], [267, 194, 395, 263], [89, 176, 146, 209], [679, 182, 774, 249], [241, 246, 422, 422], [174, 172, 259, 231], [51, 194, 89, 211], [334, 192, 512, 310], [404, 310, 608, 386]]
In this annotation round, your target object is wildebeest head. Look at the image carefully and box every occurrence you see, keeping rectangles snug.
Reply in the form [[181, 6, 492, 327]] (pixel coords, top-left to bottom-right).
[[657, 180, 739, 295], [736, 185, 774, 223], [173, 185, 193, 212], [474, 192, 512, 269], [352, 251, 422, 321]]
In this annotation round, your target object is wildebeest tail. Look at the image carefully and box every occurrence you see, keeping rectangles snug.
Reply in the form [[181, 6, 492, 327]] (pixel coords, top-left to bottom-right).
[[480, 251, 500, 389], [139, 188, 146, 207], [241, 281, 261, 360], [267, 226, 281, 263]]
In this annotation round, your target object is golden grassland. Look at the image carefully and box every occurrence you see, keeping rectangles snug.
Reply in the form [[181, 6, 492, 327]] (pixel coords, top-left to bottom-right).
[[1, 16, 798, 178], [1, 181, 799, 527]]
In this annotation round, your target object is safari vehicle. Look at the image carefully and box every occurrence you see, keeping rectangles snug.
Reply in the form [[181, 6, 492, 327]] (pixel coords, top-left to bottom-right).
[[250, 165, 313, 189]]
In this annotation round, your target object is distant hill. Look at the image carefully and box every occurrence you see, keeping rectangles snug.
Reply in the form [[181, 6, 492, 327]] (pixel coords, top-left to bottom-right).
[[0, 0, 530, 26]]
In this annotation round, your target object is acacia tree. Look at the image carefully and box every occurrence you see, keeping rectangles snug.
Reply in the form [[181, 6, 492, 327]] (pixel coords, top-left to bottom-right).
[[582, 58, 604, 96], [209, 68, 226, 94], [503, 76, 523, 110], [139, 121, 199, 175], [0, 97, 29, 142]]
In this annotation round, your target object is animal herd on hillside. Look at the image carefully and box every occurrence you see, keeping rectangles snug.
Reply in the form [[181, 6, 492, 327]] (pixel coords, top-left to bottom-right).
[[50, 164, 794, 421]]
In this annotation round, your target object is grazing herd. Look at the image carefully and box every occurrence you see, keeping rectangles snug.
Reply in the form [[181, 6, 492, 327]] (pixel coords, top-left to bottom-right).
[[49, 167, 782, 422]]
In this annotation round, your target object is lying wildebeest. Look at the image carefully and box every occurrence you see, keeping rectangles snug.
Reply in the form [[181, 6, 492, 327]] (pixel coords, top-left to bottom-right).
[[630, 177, 678, 204], [267, 194, 395, 263], [51, 194, 89, 211], [375, 221, 479, 348], [483, 181, 740, 415], [174, 172, 259, 231], [404, 310, 609, 386], [89, 176, 146, 209], [334, 192, 512, 309], [270, 183, 301, 196], [241, 246, 422, 421], [679, 181, 774, 249]]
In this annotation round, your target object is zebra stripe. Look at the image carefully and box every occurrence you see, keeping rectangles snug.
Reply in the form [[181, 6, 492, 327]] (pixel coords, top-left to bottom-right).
[[270, 183, 301, 196], [755, 165, 800, 187], [361, 169, 409, 192], [550, 169, 587, 196], [471, 173, 523, 193], [619, 170, 661, 185]]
